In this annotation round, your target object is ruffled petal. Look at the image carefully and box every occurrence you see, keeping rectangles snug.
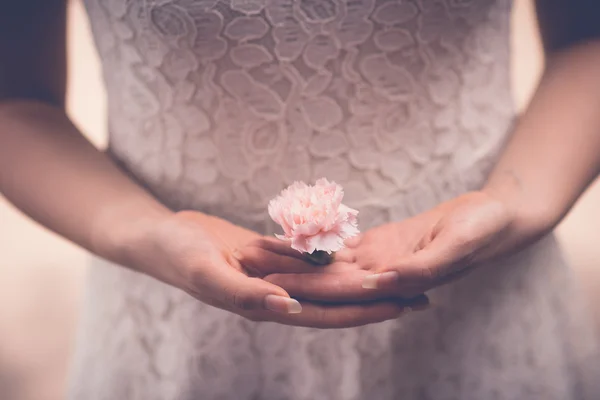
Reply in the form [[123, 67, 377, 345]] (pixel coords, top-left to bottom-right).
[[290, 235, 313, 253], [268, 178, 361, 254], [307, 231, 344, 254]]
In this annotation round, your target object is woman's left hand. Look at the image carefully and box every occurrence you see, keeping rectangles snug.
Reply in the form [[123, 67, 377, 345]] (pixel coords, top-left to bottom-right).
[[346, 191, 515, 298]]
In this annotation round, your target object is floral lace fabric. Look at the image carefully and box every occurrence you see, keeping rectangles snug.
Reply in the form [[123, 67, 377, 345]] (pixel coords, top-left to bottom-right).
[[69, 1, 600, 399]]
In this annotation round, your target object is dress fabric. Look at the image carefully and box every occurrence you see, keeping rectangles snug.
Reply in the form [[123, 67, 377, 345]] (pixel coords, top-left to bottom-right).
[[70, 0, 600, 398]]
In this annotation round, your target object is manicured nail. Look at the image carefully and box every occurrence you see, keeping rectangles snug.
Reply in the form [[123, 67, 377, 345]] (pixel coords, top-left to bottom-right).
[[412, 303, 433, 311], [396, 306, 414, 318], [403, 302, 434, 313], [397, 303, 432, 318], [344, 234, 362, 248], [264, 295, 302, 314], [362, 271, 399, 289]]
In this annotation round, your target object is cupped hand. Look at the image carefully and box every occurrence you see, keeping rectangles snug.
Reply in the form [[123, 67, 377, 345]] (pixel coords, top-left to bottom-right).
[[131, 210, 425, 328], [349, 191, 514, 298], [266, 191, 513, 302]]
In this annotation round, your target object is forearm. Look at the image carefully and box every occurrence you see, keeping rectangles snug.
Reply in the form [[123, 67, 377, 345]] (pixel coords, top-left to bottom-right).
[[0, 100, 173, 268], [483, 40, 600, 244]]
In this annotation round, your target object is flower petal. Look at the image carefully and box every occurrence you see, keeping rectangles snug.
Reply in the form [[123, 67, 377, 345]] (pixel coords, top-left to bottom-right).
[[268, 179, 361, 254], [291, 235, 313, 253], [307, 231, 344, 253]]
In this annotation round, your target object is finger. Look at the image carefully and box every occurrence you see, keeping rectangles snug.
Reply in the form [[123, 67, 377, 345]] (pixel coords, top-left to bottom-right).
[[332, 247, 357, 264], [247, 237, 306, 260], [397, 236, 475, 285], [265, 270, 371, 301], [265, 296, 430, 329], [343, 233, 363, 249], [328, 235, 363, 264], [235, 244, 321, 276], [189, 255, 303, 315], [361, 233, 474, 292], [265, 270, 425, 302]]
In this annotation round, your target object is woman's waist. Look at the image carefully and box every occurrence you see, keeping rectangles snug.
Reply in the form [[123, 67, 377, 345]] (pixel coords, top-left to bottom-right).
[[110, 140, 501, 234]]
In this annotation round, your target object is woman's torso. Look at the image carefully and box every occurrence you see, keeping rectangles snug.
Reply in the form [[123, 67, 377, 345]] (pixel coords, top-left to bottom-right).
[[85, 0, 514, 233], [71, 3, 600, 399]]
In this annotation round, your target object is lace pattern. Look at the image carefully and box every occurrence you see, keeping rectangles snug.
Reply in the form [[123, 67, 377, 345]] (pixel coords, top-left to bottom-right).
[[85, 0, 514, 232], [68, 1, 600, 399]]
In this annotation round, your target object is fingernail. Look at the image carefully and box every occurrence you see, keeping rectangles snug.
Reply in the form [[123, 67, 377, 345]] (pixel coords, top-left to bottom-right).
[[397, 303, 432, 318], [344, 234, 362, 248], [232, 249, 243, 261], [402, 303, 433, 314], [396, 307, 413, 318], [264, 294, 302, 314], [412, 303, 433, 311], [362, 271, 399, 289]]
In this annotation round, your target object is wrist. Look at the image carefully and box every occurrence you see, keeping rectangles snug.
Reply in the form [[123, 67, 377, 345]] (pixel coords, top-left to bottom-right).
[[482, 170, 559, 247], [89, 199, 174, 270], [106, 208, 233, 289]]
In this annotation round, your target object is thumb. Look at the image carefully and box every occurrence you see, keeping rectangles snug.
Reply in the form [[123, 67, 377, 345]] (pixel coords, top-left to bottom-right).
[[192, 255, 303, 315]]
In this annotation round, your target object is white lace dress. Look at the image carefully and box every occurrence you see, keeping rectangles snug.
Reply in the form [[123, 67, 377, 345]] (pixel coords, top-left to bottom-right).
[[70, 0, 600, 398]]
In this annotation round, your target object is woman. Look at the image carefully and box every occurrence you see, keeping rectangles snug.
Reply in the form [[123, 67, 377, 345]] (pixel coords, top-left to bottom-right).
[[1, 0, 599, 398]]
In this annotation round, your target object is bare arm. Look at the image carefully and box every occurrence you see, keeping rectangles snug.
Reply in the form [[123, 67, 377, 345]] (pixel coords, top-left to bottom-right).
[[0, 1, 172, 280], [483, 0, 600, 245], [0, 1, 418, 327], [0, 2, 170, 263], [311, 1, 600, 298]]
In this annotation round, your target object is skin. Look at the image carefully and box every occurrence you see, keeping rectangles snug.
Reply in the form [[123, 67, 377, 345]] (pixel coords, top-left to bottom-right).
[[1, 1, 599, 326], [267, 0, 600, 300], [0, 0, 424, 329]]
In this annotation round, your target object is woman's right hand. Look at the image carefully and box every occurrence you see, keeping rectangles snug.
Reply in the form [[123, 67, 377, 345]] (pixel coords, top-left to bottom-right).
[[127, 210, 424, 328]]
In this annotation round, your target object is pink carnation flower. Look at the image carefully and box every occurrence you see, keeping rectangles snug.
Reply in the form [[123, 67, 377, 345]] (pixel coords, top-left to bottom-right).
[[268, 178, 360, 254]]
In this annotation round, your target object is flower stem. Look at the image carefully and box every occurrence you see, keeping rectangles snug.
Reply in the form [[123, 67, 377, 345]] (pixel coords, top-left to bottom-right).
[[304, 250, 334, 266]]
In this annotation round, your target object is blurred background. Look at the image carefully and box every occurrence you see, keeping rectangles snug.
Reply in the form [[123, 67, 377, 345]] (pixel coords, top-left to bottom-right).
[[0, 1, 599, 399]]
